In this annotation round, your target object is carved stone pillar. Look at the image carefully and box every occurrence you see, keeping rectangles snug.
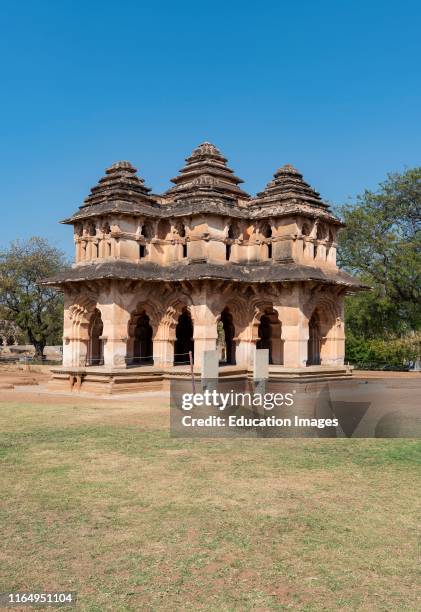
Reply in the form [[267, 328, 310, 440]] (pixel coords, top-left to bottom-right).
[[236, 325, 256, 367], [62, 304, 74, 367], [326, 244, 337, 267], [316, 242, 326, 262], [320, 299, 345, 366], [73, 336, 89, 367], [153, 324, 175, 368], [190, 302, 218, 368], [64, 298, 94, 367], [100, 299, 130, 368], [274, 286, 308, 368]]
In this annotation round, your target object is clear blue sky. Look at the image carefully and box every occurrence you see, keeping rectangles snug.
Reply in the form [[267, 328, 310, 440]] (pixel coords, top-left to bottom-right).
[[0, 0, 420, 256]]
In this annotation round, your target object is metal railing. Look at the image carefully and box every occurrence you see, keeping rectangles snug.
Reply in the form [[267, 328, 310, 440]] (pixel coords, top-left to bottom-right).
[[125, 351, 193, 366], [84, 357, 104, 366]]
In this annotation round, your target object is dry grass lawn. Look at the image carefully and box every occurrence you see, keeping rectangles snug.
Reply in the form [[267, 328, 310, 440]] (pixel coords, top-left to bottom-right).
[[0, 390, 420, 611]]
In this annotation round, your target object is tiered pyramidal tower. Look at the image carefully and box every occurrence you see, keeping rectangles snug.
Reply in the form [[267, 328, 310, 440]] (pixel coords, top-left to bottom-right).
[[82, 161, 153, 208], [166, 142, 249, 203], [254, 164, 329, 209]]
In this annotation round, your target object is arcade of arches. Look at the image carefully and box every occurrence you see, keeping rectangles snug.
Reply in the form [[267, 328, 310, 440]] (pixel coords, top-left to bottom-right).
[[61, 281, 346, 370]]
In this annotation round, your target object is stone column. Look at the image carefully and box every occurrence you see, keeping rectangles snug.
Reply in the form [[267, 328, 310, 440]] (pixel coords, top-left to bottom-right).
[[317, 242, 327, 262], [75, 241, 81, 263], [153, 324, 175, 368], [62, 298, 91, 367], [321, 334, 345, 365], [236, 326, 256, 368], [100, 298, 131, 368], [62, 304, 74, 367], [86, 240, 92, 260], [326, 244, 337, 267], [320, 298, 345, 366], [274, 286, 308, 368], [190, 303, 218, 369], [73, 334, 89, 367], [302, 239, 311, 261]]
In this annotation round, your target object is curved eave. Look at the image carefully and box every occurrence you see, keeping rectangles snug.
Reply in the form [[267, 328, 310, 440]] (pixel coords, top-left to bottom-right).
[[60, 198, 344, 225], [41, 260, 368, 292]]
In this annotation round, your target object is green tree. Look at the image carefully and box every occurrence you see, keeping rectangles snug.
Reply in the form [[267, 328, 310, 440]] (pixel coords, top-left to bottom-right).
[[337, 167, 421, 341], [0, 237, 67, 358]]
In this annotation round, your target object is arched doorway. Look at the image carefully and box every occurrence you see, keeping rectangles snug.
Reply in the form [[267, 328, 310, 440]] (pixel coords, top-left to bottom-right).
[[219, 308, 236, 365], [256, 309, 283, 365], [133, 312, 153, 365], [307, 311, 321, 365], [174, 308, 194, 364], [88, 309, 104, 365]]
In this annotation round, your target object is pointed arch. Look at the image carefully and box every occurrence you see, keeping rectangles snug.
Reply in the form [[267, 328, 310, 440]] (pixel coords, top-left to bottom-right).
[[132, 311, 153, 364], [174, 308, 194, 364], [263, 223, 273, 259], [307, 310, 321, 365], [218, 307, 236, 365], [251, 301, 283, 365], [87, 308, 104, 365], [304, 289, 344, 366], [126, 300, 161, 365]]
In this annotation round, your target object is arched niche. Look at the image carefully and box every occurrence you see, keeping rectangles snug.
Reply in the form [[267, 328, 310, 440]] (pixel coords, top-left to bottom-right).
[[141, 222, 152, 239], [305, 297, 342, 366], [307, 310, 321, 365], [133, 312, 153, 365], [261, 223, 273, 259], [225, 222, 240, 261], [176, 223, 188, 258], [127, 309, 155, 365], [88, 308, 104, 366], [255, 308, 283, 365], [174, 308, 194, 365], [218, 307, 236, 365], [87, 222, 96, 237]]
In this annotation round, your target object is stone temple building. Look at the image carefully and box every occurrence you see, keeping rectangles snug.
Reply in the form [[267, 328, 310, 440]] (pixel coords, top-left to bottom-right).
[[45, 142, 365, 392]]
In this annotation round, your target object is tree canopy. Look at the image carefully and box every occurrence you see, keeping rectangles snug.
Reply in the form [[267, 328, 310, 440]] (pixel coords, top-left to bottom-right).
[[336, 167, 421, 364], [337, 167, 421, 338], [0, 237, 67, 357]]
